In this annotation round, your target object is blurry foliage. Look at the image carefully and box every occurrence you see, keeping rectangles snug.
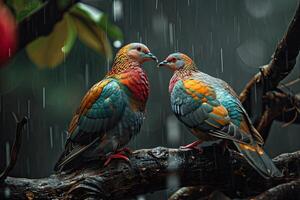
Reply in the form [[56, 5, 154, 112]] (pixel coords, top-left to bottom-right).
[[6, 0, 43, 21], [69, 3, 113, 62], [6, 1, 123, 68], [0, 0, 123, 111], [26, 14, 77, 68]]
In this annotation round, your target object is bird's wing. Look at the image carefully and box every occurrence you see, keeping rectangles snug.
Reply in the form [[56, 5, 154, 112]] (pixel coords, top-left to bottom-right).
[[192, 72, 264, 144], [68, 78, 126, 143], [217, 79, 264, 144], [54, 79, 126, 171], [178, 74, 279, 178], [171, 79, 253, 144]]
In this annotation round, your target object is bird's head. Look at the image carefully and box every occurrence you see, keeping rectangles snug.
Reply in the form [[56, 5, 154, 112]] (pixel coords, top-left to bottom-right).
[[115, 43, 158, 64], [158, 52, 197, 71]]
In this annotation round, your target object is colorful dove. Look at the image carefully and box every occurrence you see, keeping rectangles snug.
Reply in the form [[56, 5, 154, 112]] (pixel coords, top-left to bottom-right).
[[54, 43, 157, 171], [159, 52, 282, 178]]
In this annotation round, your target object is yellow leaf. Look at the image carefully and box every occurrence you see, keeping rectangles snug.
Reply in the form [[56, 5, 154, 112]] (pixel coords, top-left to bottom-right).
[[70, 13, 112, 60], [26, 14, 77, 68]]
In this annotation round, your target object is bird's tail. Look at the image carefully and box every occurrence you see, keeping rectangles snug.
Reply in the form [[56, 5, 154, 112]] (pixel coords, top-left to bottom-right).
[[54, 137, 100, 172], [233, 141, 283, 178]]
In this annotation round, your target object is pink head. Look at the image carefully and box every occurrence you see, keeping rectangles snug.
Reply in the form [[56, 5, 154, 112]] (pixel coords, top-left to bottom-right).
[[158, 52, 197, 71], [115, 43, 158, 64]]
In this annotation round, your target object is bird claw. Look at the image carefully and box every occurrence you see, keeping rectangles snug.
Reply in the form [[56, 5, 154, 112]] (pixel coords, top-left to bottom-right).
[[180, 140, 203, 154], [103, 148, 132, 166]]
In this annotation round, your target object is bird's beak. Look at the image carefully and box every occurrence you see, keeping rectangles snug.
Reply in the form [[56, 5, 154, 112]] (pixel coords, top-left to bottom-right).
[[144, 52, 158, 63], [157, 60, 169, 68]]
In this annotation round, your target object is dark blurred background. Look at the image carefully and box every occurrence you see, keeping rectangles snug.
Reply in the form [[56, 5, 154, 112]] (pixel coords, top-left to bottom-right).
[[1, 0, 300, 199]]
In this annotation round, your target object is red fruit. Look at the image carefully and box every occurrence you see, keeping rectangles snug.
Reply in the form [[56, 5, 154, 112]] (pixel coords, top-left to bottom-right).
[[0, 3, 17, 66]]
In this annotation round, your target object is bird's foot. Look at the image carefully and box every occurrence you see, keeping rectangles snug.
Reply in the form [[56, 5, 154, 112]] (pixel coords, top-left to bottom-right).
[[180, 140, 203, 153], [103, 148, 131, 166]]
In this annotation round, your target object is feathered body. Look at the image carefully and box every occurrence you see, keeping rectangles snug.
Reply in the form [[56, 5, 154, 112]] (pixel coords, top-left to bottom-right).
[[161, 53, 282, 178], [54, 43, 156, 171]]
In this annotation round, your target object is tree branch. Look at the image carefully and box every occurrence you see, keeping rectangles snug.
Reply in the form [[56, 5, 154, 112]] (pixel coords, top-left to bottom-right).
[[265, 90, 300, 124], [168, 186, 213, 200], [0, 145, 299, 199], [252, 89, 300, 140], [253, 179, 300, 200], [239, 1, 300, 139]]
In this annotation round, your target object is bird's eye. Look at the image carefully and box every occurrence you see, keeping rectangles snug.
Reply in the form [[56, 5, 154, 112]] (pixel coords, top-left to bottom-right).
[[167, 57, 176, 63], [137, 47, 142, 51]]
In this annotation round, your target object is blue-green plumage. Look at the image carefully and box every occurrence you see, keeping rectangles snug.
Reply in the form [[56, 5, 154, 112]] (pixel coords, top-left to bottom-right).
[[54, 43, 154, 172], [161, 52, 282, 178]]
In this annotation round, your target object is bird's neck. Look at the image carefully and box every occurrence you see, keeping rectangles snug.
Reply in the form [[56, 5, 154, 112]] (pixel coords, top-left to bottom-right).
[[107, 57, 149, 105], [169, 69, 196, 93], [108, 54, 139, 75]]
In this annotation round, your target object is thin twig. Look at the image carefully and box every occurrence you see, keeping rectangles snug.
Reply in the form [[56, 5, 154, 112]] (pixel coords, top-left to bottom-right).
[[279, 77, 300, 88], [0, 113, 27, 183]]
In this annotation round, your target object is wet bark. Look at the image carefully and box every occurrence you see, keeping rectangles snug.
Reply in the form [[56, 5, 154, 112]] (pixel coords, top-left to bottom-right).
[[1, 146, 300, 199]]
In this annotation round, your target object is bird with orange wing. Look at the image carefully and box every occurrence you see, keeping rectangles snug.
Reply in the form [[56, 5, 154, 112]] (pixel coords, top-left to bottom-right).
[[159, 52, 282, 178], [54, 43, 157, 172]]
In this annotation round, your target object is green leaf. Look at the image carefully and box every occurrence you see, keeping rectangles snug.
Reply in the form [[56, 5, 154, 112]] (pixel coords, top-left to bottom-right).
[[98, 14, 123, 41], [7, 0, 43, 22], [26, 14, 77, 68], [69, 12, 113, 60], [70, 3, 123, 41], [72, 3, 104, 24]]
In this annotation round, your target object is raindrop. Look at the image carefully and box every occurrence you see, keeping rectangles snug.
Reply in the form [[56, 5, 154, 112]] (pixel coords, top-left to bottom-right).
[[27, 99, 31, 119], [5, 142, 10, 167], [152, 14, 167, 35], [85, 64, 89, 90], [137, 195, 146, 200], [61, 132, 65, 150], [191, 44, 195, 61], [169, 23, 174, 46], [42, 87, 46, 109], [220, 48, 224, 73], [254, 83, 257, 103], [113, 40, 122, 48], [49, 126, 53, 149], [167, 115, 180, 145], [167, 174, 180, 190], [113, 0, 123, 21], [4, 187, 10, 198], [17, 100, 20, 115]]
